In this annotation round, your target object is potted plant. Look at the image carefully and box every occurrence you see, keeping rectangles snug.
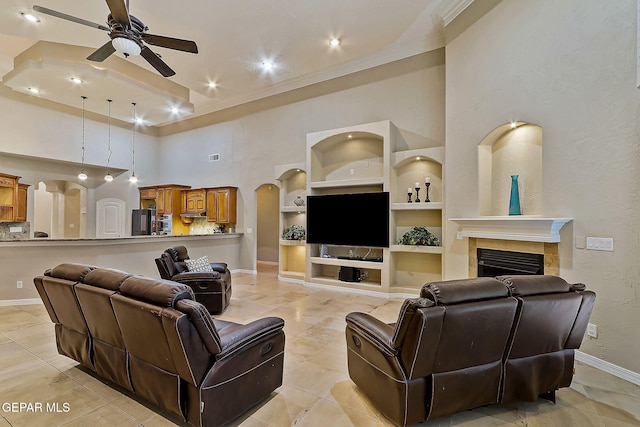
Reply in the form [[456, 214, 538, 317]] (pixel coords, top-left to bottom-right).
[[397, 226, 440, 246], [282, 224, 306, 241]]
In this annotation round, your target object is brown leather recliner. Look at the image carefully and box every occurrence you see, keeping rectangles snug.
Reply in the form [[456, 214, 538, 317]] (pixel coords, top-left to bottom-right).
[[155, 246, 231, 314], [346, 277, 519, 425], [34, 263, 285, 427], [345, 275, 596, 426]]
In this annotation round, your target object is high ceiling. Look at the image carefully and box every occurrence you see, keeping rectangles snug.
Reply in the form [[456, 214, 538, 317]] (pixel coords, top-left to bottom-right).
[[0, 0, 468, 129]]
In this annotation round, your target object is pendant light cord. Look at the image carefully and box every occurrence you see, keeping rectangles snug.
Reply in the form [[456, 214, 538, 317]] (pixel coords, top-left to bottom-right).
[[106, 99, 112, 175], [131, 103, 136, 175], [81, 96, 86, 170]]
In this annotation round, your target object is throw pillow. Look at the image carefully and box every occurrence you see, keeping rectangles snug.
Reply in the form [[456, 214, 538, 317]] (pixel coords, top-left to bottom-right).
[[185, 256, 214, 273]]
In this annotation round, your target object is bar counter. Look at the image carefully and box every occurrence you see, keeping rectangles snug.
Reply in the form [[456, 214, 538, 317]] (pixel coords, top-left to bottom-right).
[[0, 233, 244, 303]]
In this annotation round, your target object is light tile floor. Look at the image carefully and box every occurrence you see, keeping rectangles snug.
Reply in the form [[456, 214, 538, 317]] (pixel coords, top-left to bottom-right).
[[1, 264, 639, 426]]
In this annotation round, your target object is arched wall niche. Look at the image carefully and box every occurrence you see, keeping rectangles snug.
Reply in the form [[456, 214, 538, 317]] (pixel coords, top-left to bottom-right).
[[478, 122, 543, 216]]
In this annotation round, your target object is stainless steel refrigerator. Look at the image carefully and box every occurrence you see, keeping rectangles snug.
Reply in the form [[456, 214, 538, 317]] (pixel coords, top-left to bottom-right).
[[131, 209, 155, 236]]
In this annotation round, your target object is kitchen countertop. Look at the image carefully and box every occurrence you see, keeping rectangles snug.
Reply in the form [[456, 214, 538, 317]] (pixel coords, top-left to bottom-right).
[[0, 233, 243, 247]]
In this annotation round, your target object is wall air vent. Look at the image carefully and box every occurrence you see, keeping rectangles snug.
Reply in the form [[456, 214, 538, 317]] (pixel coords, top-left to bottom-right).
[[209, 153, 220, 162]]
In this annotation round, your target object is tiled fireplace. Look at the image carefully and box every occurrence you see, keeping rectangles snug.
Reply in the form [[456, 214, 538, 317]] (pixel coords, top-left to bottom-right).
[[450, 217, 571, 278]]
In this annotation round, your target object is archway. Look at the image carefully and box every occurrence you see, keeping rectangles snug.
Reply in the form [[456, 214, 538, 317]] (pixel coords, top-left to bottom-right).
[[256, 183, 280, 274], [33, 180, 88, 238]]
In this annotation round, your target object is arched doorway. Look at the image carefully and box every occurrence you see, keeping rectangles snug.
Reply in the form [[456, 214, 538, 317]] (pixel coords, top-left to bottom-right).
[[33, 180, 88, 238], [256, 183, 280, 274]]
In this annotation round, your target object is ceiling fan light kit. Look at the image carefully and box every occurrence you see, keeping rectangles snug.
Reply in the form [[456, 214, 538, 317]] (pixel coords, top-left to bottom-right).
[[112, 37, 141, 57]]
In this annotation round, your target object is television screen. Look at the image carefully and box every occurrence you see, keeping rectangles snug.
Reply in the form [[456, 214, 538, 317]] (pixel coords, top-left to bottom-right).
[[306, 192, 389, 248]]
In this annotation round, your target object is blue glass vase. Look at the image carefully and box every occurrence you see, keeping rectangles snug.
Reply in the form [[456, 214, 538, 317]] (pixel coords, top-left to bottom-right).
[[509, 175, 521, 215]]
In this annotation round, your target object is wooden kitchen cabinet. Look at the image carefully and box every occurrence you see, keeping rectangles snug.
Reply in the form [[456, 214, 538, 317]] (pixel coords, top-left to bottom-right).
[[138, 184, 191, 235], [184, 189, 206, 213], [15, 183, 29, 222], [0, 173, 25, 222], [206, 187, 237, 224]]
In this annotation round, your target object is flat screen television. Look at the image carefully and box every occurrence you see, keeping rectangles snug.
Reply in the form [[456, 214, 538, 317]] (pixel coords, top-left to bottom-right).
[[306, 192, 389, 248]]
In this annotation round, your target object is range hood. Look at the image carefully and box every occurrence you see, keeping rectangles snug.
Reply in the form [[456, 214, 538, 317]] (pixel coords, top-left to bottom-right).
[[180, 212, 207, 218]]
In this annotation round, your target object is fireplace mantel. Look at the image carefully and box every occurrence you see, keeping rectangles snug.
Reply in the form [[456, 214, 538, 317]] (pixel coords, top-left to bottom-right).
[[449, 217, 573, 243]]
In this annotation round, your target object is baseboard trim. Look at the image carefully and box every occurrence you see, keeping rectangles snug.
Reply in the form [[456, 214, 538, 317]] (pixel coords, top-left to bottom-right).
[[278, 276, 305, 285], [575, 350, 640, 386], [0, 298, 43, 307], [303, 281, 410, 299], [231, 269, 257, 275]]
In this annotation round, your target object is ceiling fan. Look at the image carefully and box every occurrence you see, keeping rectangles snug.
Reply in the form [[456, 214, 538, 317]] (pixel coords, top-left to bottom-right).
[[33, 0, 198, 77]]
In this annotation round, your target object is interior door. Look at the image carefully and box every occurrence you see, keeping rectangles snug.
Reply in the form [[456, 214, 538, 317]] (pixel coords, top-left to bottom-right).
[[96, 198, 125, 238]]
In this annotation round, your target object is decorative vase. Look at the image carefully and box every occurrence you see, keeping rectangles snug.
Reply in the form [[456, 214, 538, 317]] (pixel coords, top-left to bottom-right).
[[293, 195, 305, 206], [509, 175, 521, 215]]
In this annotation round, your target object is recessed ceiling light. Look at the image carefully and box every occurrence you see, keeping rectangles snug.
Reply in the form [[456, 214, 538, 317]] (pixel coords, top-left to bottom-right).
[[262, 61, 275, 71], [416, 156, 421, 161], [135, 117, 144, 125], [510, 121, 517, 129], [70, 77, 83, 84], [347, 134, 352, 139], [329, 38, 341, 47], [27, 87, 40, 94], [208, 81, 217, 89], [170, 106, 179, 114], [21, 12, 40, 23]]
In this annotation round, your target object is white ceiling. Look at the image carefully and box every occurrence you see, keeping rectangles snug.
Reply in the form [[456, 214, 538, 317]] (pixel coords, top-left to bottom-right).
[[0, 0, 466, 129]]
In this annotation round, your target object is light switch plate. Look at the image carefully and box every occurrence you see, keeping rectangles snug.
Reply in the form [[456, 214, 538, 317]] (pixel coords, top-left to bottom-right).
[[586, 237, 614, 252]]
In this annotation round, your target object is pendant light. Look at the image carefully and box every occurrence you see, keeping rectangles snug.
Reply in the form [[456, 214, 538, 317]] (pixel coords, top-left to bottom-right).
[[129, 102, 138, 183], [104, 99, 113, 182], [78, 96, 88, 180]]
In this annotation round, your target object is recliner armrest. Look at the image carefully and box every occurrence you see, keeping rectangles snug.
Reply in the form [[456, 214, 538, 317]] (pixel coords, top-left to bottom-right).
[[209, 262, 228, 274], [216, 317, 285, 360], [346, 312, 396, 356], [171, 271, 222, 282]]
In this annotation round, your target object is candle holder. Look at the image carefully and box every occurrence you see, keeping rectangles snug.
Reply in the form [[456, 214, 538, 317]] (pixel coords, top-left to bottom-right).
[[424, 182, 431, 202], [407, 191, 413, 203], [414, 187, 420, 203]]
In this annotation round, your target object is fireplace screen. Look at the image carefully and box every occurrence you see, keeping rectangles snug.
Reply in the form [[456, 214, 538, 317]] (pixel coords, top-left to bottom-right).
[[477, 248, 544, 277]]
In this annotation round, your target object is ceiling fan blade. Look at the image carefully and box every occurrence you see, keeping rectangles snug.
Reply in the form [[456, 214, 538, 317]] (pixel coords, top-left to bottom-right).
[[142, 33, 198, 54], [105, 0, 130, 27], [87, 41, 116, 62], [33, 5, 110, 31], [140, 46, 175, 77]]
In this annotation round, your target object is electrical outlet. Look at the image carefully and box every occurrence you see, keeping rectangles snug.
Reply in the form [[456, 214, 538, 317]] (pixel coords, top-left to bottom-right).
[[587, 323, 598, 338], [17, 280, 23, 289]]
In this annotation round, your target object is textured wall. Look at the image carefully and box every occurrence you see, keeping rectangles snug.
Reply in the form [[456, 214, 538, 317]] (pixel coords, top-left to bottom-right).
[[445, 0, 640, 372]]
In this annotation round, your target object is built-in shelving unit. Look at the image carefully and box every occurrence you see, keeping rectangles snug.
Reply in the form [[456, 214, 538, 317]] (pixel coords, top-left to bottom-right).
[[301, 120, 445, 297], [389, 145, 444, 294], [275, 163, 307, 283]]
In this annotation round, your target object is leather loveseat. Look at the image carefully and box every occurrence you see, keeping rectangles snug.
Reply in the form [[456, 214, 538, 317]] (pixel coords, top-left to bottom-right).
[[155, 246, 232, 314], [345, 275, 595, 426], [34, 263, 284, 427]]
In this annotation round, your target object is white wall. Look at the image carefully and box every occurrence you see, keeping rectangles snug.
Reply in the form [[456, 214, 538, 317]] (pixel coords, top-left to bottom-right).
[[157, 62, 446, 270], [445, 0, 640, 373]]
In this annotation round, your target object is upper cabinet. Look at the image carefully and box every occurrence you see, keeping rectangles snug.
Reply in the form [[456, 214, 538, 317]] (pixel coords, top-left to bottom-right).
[[184, 189, 206, 214], [0, 173, 28, 223], [206, 187, 237, 224], [15, 183, 29, 222]]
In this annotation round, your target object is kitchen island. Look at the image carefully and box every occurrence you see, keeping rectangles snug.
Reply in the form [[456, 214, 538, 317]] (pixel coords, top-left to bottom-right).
[[0, 233, 243, 303]]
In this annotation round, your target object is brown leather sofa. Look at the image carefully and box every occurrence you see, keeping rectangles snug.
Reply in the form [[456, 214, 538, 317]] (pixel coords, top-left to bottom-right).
[[34, 263, 284, 427], [155, 246, 232, 314], [345, 275, 595, 426]]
